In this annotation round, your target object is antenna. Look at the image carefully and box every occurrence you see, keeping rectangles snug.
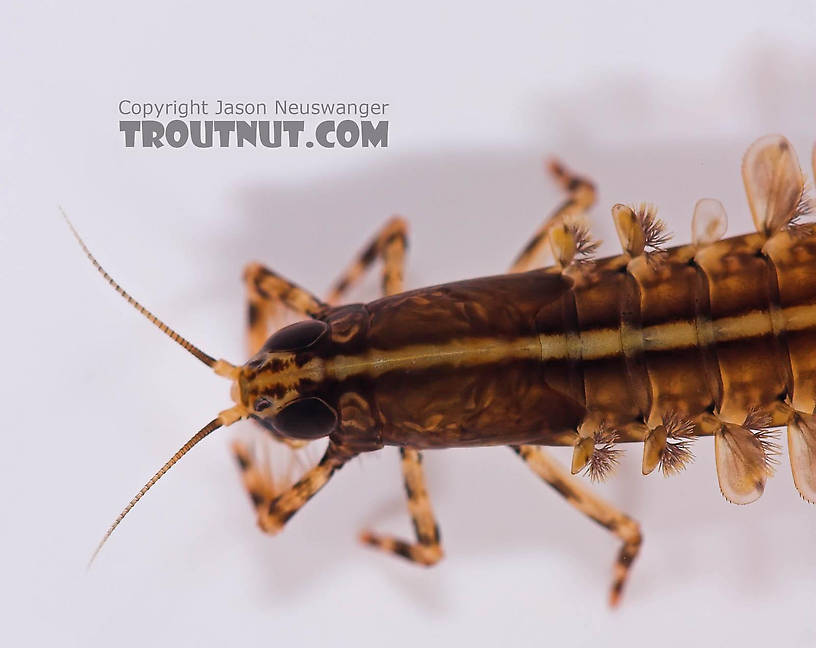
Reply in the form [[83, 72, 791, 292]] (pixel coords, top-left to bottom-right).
[[61, 207, 217, 368], [88, 417, 223, 567]]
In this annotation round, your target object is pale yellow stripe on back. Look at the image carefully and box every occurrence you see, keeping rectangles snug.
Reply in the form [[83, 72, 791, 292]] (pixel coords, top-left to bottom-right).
[[317, 303, 816, 383], [782, 303, 816, 332], [579, 328, 623, 360], [539, 332, 570, 361], [713, 310, 773, 341], [329, 336, 542, 381], [642, 321, 698, 351]]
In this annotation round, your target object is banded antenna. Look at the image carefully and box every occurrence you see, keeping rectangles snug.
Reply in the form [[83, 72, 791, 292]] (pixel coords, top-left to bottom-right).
[[61, 209, 245, 564], [61, 207, 217, 368]]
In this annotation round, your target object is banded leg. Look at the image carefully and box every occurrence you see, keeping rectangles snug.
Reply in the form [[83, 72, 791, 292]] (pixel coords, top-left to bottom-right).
[[244, 262, 327, 355], [511, 445, 642, 607], [233, 440, 351, 533], [360, 448, 443, 566], [510, 160, 596, 272], [237, 254, 352, 513], [244, 215, 407, 354], [331, 218, 443, 564], [509, 161, 638, 604], [326, 216, 408, 304]]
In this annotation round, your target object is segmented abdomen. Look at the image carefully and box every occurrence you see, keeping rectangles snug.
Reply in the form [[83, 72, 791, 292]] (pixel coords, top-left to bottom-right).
[[324, 135, 816, 505], [539, 134, 816, 504], [560, 230, 816, 438]]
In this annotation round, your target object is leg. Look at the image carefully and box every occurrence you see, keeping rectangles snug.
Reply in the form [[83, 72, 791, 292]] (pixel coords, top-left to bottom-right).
[[326, 216, 408, 304], [233, 440, 278, 509], [511, 445, 642, 607], [360, 448, 444, 566], [245, 216, 408, 354], [233, 440, 351, 533], [242, 264, 328, 448], [244, 262, 327, 356], [329, 218, 442, 564], [509, 160, 631, 600], [510, 160, 596, 272]]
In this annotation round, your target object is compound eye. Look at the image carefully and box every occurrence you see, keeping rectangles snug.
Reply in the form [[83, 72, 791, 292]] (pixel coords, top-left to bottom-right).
[[273, 397, 337, 439], [260, 319, 328, 354]]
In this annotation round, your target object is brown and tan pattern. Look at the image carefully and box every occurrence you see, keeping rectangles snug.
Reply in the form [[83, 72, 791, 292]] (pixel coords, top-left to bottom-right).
[[510, 160, 596, 272], [69, 134, 816, 607], [233, 439, 349, 533], [511, 445, 641, 607], [326, 216, 408, 304], [360, 448, 443, 566], [324, 218, 443, 565], [243, 262, 327, 355]]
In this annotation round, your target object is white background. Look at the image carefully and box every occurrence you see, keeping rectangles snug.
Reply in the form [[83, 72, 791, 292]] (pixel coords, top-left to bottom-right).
[[3, 2, 816, 646]]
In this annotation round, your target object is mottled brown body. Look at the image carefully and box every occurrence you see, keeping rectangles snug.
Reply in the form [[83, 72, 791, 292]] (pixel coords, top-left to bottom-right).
[[227, 135, 816, 603], [242, 227, 816, 452], [71, 134, 816, 608], [321, 272, 584, 449]]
